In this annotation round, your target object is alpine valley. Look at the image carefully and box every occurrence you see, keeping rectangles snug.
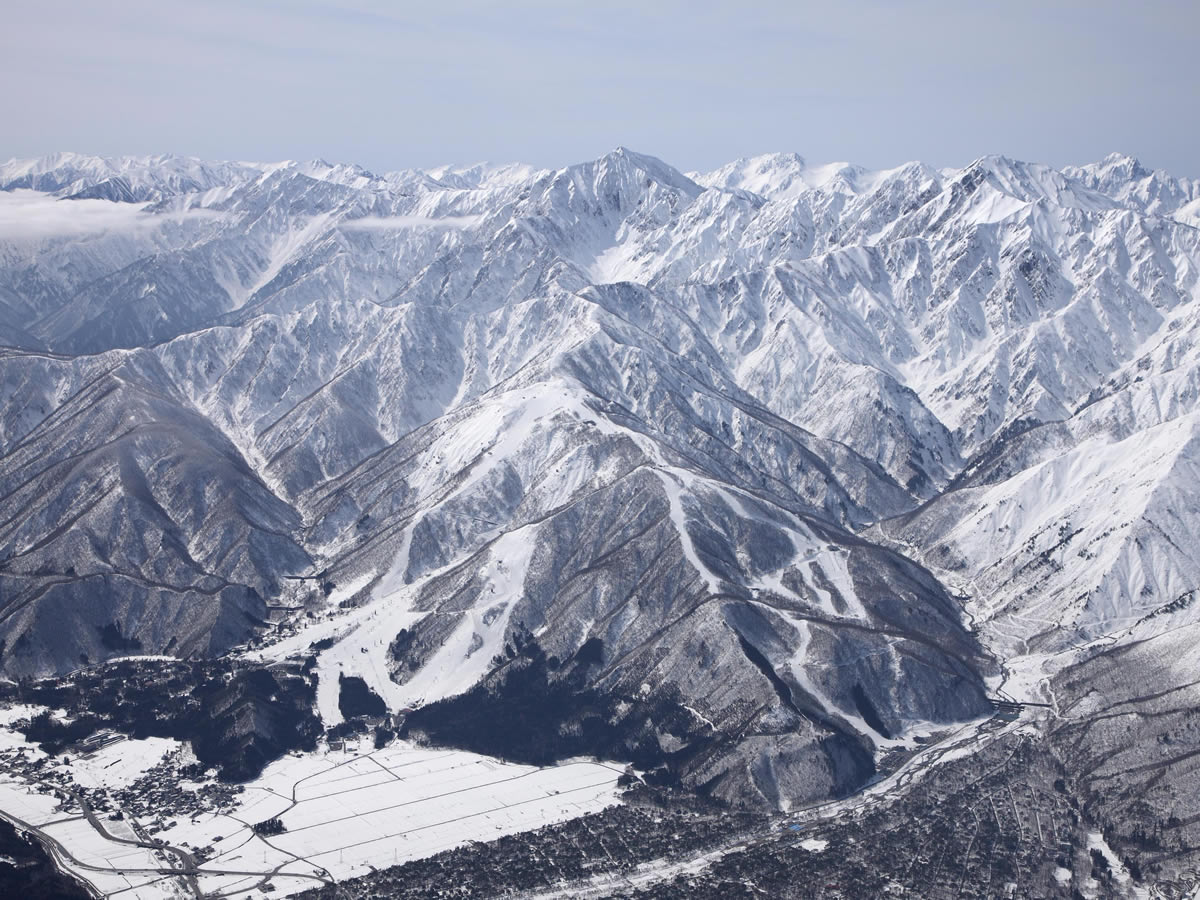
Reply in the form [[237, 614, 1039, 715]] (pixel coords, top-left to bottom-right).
[[1, 147, 1199, 899]]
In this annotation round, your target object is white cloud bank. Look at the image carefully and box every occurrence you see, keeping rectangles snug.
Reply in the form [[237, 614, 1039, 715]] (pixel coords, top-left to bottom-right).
[[0, 190, 223, 241], [340, 214, 482, 231]]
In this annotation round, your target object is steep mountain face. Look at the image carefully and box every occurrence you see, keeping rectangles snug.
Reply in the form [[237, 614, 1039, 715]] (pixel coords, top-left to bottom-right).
[[0, 349, 309, 673], [1, 147, 1197, 812]]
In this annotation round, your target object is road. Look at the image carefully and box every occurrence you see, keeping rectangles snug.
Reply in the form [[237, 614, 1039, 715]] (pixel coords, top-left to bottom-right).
[[0, 767, 334, 899], [2, 665, 1040, 900], [0, 738, 625, 899]]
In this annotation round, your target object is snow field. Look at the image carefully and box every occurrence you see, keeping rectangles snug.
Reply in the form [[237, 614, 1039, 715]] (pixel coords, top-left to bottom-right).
[[65, 735, 179, 789], [0, 729, 624, 899], [267, 751, 621, 880], [181, 741, 622, 892], [0, 776, 182, 899]]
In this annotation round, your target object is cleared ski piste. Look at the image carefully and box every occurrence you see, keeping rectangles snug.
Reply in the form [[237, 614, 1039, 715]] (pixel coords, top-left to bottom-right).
[[0, 728, 624, 899]]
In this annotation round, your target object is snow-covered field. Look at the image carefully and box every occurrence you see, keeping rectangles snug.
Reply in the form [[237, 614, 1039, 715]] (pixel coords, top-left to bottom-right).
[[0, 775, 184, 899], [68, 735, 180, 789], [0, 725, 623, 899], [247, 744, 620, 878]]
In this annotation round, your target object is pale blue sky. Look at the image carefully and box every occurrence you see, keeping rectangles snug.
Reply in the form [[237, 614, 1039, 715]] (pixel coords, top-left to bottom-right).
[[3, 0, 1196, 176]]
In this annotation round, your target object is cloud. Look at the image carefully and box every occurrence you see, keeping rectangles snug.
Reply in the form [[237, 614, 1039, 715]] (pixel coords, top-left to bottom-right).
[[340, 214, 482, 231], [0, 189, 223, 241]]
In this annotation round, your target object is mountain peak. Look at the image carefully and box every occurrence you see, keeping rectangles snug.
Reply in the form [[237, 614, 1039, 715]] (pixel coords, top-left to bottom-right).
[[4, 148, 1200, 888], [592, 146, 700, 192]]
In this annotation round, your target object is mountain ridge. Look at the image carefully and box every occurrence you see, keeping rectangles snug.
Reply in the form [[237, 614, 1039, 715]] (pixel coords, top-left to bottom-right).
[[2, 146, 1199, 818]]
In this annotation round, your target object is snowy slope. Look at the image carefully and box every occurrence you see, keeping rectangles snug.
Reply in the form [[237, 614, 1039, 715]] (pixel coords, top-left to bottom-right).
[[3, 146, 1200, 810]]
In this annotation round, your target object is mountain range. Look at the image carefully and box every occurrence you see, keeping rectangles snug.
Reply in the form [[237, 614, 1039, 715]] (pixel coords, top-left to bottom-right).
[[2, 147, 1199, 825]]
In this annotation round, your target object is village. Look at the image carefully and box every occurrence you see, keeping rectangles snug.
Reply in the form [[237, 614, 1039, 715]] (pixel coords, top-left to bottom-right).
[[0, 693, 627, 899]]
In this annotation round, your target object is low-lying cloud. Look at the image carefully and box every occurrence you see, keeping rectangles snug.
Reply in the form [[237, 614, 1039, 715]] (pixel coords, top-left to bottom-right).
[[0, 189, 223, 241], [341, 214, 482, 231]]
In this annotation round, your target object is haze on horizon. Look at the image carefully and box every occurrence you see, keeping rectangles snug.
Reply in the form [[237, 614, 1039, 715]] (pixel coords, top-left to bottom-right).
[[2, 0, 1197, 177]]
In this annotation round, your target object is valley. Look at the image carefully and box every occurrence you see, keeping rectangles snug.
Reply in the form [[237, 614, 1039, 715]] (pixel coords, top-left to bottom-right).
[[1, 145, 1199, 896]]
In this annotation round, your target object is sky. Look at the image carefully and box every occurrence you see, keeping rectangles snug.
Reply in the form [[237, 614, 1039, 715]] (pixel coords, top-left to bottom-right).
[[2, 0, 1196, 177]]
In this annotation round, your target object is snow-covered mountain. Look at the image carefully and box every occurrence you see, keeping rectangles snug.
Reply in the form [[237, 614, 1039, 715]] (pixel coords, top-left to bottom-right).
[[2, 146, 1198, 812]]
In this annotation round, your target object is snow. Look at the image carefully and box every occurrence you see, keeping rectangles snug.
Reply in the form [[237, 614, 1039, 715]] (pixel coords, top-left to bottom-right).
[[693, 153, 912, 201], [0, 703, 45, 727], [379, 525, 538, 707], [654, 468, 724, 596], [6, 143, 1200, 889], [772, 610, 907, 748], [257, 746, 621, 880], [932, 411, 1200, 654], [1178, 196, 1200, 226], [66, 736, 178, 789], [254, 377, 672, 724], [41, 817, 174, 896], [590, 242, 639, 283], [0, 776, 180, 900], [323, 573, 374, 608], [679, 703, 716, 731], [1087, 830, 1132, 885], [0, 732, 623, 899], [0, 777, 62, 824], [293, 519, 538, 725], [527, 843, 744, 900], [234, 212, 335, 308]]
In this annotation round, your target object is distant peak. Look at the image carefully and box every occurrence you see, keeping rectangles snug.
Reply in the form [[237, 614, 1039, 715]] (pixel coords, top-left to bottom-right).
[[721, 152, 808, 172], [578, 147, 701, 195], [1101, 151, 1140, 165], [1097, 152, 1149, 178], [963, 153, 1023, 174], [600, 146, 674, 172]]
